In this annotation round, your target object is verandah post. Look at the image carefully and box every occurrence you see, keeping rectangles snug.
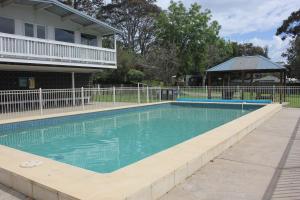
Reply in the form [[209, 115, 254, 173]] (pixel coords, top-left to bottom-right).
[[39, 88, 43, 115]]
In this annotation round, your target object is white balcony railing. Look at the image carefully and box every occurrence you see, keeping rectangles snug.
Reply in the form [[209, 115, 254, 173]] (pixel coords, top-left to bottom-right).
[[0, 32, 116, 68]]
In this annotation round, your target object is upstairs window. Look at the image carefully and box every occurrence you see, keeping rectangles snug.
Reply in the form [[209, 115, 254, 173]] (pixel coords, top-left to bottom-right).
[[37, 25, 46, 39], [25, 23, 34, 37], [0, 17, 14, 34], [55, 28, 74, 43], [81, 33, 97, 46]]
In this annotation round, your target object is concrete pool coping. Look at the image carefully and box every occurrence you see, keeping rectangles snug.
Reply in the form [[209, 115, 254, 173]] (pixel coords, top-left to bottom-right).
[[0, 102, 282, 200]]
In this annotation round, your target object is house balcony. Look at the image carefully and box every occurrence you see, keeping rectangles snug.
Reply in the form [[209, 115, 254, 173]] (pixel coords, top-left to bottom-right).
[[0, 32, 117, 70]]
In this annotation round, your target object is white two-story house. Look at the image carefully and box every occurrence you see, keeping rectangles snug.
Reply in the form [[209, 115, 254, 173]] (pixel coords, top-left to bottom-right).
[[0, 0, 120, 90]]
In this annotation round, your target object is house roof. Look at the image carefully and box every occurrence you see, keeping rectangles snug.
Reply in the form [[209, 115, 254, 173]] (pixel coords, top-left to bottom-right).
[[206, 56, 286, 73], [1, 0, 121, 35]]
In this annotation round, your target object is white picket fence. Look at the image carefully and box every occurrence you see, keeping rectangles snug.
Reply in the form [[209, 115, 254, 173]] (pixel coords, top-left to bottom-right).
[[0, 86, 300, 119], [0, 87, 163, 119]]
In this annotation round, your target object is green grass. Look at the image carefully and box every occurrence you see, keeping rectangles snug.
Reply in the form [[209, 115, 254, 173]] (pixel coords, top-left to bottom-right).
[[88, 89, 300, 108], [179, 90, 300, 108], [90, 93, 160, 103]]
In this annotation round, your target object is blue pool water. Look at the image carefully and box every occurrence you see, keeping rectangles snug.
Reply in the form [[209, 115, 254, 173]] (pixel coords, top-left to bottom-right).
[[0, 103, 262, 173]]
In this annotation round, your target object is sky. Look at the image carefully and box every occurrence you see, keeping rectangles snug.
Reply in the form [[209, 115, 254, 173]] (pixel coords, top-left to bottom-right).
[[156, 0, 300, 62]]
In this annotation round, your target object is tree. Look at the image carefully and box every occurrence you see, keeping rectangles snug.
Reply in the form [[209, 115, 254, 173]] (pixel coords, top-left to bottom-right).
[[231, 42, 268, 58], [98, 0, 161, 55], [127, 69, 145, 83], [206, 39, 234, 68], [277, 9, 300, 78], [276, 9, 300, 40], [144, 43, 180, 84], [93, 47, 139, 84], [58, 0, 104, 16], [155, 1, 221, 76]]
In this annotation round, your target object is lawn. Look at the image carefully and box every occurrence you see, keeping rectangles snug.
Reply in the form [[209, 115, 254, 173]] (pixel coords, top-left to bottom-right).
[[179, 89, 300, 108]]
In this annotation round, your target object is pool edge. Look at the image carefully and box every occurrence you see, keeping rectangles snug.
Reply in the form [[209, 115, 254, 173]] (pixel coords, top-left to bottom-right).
[[0, 103, 282, 200]]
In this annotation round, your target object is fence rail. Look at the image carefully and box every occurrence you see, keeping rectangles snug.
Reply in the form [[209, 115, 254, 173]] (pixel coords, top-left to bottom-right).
[[0, 86, 299, 119]]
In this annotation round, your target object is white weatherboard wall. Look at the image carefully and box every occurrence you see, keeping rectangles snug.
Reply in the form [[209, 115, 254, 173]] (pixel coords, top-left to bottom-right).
[[0, 4, 103, 47]]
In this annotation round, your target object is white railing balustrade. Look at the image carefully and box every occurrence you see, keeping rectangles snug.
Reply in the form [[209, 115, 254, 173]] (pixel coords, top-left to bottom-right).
[[0, 32, 116, 66], [0, 86, 300, 119]]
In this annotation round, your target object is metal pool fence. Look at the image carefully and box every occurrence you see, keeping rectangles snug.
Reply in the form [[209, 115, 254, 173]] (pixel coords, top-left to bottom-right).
[[0, 86, 299, 119]]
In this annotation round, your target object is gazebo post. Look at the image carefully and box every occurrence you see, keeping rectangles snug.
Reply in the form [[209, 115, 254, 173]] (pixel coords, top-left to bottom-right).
[[222, 73, 225, 99], [250, 72, 254, 99], [241, 71, 245, 100], [208, 73, 212, 99]]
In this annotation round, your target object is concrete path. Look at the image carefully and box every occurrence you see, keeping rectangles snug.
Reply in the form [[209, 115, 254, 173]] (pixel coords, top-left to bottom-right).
[[1, 108, 299, 200], [161, 108, 300, 200]]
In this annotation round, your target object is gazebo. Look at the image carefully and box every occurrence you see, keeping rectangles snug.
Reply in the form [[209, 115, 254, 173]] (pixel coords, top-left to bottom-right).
[[206, 55, 287, 102]]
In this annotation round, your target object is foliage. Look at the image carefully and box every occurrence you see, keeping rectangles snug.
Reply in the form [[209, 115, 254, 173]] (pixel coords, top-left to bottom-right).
[[277, 9, 300, 78], [155, 1, 220, 75], [276, 9, 300, 40], [231, 42, 268, 58], [206, 39, 234, 68], [144, 43, 180, 84], [61, 0, 272, 85], [93, 47, 138, 84], [127, 69, 145, 83], [58, 0, 104, 16], [98, 0, 161, 55]]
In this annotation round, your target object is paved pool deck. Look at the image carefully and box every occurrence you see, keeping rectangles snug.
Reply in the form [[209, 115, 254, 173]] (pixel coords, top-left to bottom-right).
[[161, 107, 300, 200], [0, 107, 299, 200]]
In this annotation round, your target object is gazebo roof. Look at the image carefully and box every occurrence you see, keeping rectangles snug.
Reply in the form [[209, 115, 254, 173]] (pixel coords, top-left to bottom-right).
[[206, 56, 286, 73]]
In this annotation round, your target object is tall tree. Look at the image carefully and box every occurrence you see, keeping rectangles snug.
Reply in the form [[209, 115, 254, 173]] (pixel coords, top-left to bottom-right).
[[98, 0, 161, 55], [276, 9, 300, 40], [231, 42, 268, 58], [277, 9, 300, 78], [144, 43, 179, 84], [155, 1, 220, 76], [58, 0, 104, 16]]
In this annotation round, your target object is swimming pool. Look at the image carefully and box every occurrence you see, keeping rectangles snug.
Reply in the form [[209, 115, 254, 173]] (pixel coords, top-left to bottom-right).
[[0, 103, 262, 173]]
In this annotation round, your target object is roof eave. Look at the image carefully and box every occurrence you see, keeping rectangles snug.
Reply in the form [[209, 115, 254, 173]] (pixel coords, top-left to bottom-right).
[[26, 0, 122, 35]]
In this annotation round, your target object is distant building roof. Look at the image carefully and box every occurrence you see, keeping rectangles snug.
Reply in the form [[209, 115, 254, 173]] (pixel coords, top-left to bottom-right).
[[206, 56, 286, 73], [253, 75, 280, 83]]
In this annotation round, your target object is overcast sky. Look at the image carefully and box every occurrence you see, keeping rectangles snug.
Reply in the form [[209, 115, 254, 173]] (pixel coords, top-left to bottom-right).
[[156, 0, 300, 62]]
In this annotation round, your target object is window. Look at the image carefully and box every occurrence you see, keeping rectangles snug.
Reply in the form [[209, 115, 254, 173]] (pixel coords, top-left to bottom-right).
[[25, 23, 34, 37], [37, 25, 46, 39], [55, 28, 74, 43], [0, 17, 14, 34], [18, 77, 28, 88], [81, 33, 97, 46]]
